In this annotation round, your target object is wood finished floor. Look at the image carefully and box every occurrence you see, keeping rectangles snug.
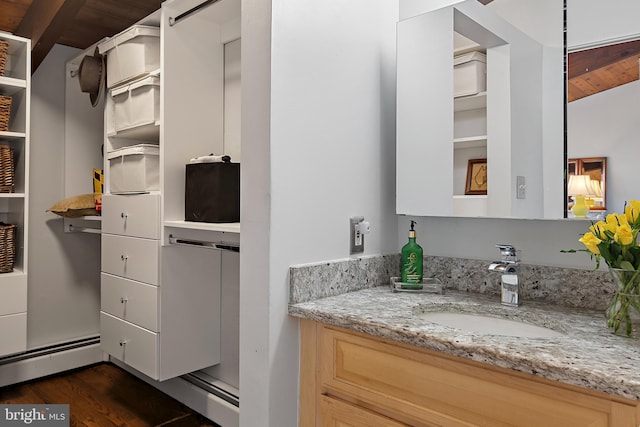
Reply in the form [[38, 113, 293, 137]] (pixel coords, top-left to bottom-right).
[[0, 362, 220, 427]]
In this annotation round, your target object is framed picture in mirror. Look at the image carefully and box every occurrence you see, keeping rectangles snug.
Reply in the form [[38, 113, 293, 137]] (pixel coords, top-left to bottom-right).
[[465, 159, 487, 195], [567, 157, 606, 211]]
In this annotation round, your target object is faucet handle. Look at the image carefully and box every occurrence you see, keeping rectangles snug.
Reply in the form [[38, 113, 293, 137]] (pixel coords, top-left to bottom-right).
[[496, 244, 519, 262]]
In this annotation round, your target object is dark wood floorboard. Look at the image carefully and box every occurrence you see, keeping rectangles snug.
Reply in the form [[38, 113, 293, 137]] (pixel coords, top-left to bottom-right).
[[0, 362, 220, 427]]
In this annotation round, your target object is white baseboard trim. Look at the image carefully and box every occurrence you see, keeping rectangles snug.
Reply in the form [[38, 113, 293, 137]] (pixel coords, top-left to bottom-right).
[[111, 358, 239, 427], [0, 341, 104, 388]]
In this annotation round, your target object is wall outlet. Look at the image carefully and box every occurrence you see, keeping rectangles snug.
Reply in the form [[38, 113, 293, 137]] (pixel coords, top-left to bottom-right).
[[516, 176, 526, 199], [350, 216, 365, 254]]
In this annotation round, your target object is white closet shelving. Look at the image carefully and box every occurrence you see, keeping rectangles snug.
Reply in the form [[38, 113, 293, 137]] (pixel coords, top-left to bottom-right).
[[161, 0, 241, 244], [99, 0, 241, 383], [0, 32, 30, 356], [452, 41, 487, 216]]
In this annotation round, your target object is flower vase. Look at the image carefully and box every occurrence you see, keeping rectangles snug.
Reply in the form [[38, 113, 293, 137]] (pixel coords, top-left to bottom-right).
[[606, 268, 640, 337]]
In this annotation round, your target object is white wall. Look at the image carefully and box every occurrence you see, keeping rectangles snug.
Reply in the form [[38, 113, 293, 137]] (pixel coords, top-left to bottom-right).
[[568, 81, 640, 213], [240, 0, 399, 425], [238, 1, 603, 426], [29, 44, 101, 348], [567, 0, 640, 49]]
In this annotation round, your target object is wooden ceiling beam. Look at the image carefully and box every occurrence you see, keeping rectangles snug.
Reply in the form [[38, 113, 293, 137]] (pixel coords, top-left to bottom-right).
[[569, 40, 640, 79], [568, 40, 640, 102], [14, 0, 87, 73]]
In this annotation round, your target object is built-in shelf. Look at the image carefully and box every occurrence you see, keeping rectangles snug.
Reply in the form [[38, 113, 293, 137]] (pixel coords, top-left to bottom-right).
[[106, 122, 160, 142], [452, 194, 488, 217], [453, 135, 487, 150], [164, 220, 240, 234], [0, 269, 26, 277], [452, 194, 487, 199], [0, 76, 27, 93], [454, 92, 486, 112], [0, 131, 26, 140], [0, 193, 25, 199]]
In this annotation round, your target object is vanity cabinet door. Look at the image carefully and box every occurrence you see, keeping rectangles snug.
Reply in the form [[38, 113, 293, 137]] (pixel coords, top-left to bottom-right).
[[320, 395, 408, 427], [300, 320, 639, 427]]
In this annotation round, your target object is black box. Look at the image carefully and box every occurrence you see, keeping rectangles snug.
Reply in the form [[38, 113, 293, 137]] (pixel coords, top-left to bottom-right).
[[185, 162, 240, 223]]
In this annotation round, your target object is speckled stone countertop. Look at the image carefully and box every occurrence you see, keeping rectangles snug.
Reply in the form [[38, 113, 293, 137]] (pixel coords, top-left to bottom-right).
[[289, 286, 640, 401]]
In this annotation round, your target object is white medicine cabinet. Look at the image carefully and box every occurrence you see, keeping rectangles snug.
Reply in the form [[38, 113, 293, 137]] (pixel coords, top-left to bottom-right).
[[396, 0, 548, 219]]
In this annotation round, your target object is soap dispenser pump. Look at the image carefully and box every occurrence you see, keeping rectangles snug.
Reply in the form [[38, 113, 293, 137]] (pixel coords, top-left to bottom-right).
[[401, 220, 423, 288]]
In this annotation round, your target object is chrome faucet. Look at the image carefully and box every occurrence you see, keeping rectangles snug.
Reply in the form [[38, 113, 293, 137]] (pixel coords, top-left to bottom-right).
[[488, 244, 519, 307]]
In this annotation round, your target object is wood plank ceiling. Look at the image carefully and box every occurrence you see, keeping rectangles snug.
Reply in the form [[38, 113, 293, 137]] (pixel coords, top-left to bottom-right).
[[0, 0, 638, 101], [0, 0, 161, 72], [568, 40, 640, 102]]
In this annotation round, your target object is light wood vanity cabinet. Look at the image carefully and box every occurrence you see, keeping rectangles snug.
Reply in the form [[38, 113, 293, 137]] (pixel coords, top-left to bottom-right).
[[300, 319, 640, 427]]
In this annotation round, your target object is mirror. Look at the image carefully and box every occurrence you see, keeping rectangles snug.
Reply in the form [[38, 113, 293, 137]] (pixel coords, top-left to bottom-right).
[[567, 0, 640, 215], [567, 157, 606, 216], [397, 0, 564, 219]]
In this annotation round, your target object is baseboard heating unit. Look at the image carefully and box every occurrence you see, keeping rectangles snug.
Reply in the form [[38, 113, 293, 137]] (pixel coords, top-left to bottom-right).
[[0, 336, 104, 387]]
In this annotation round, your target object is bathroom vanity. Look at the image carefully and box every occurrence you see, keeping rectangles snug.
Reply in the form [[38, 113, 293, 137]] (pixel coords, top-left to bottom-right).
[[290, 288, 640, 426]]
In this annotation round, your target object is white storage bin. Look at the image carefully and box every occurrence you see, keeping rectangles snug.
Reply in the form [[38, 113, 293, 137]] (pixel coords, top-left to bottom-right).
[[111, 75, 160, 133], [454, 51, 486, 98], [98, 25, 160, 88], [108, 144, 159, 193]]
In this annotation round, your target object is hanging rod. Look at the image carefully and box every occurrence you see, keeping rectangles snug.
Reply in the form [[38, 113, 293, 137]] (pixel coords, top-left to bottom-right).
[[168, 0, 223, 26], [168, 234, 239, 252]]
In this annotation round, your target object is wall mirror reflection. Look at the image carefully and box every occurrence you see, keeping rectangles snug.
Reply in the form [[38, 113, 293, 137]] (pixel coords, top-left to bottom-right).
[[567, 157, 606, 217], [567, 0, 640, 217], [396, 0, 563, 219]]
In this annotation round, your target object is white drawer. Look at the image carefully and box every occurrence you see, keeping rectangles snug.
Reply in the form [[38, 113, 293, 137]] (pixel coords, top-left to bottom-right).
[[0, 313, 27, 357], [102, 193, 160, 239], [0, 274, 27, 315], [101, 273, 158, 332], [100, 312, 158, 379], [101, 234, 159, 285]]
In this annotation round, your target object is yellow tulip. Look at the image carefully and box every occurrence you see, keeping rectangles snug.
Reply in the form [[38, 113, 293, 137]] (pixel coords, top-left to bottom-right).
[[617, 213, 630, 226], [625, 200, 640, 225], [615, 223, 634, 246], [600, 214, 620, 236], [589, 221, 607, 239], [579, 232, 602, 255]]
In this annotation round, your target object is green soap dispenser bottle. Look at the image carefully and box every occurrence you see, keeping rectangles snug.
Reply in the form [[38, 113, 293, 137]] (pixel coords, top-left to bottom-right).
[[401, 220, 423, 288]]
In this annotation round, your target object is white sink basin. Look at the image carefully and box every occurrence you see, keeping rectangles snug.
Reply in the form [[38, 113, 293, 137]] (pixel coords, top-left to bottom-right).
[[416, 312, 564, 338]]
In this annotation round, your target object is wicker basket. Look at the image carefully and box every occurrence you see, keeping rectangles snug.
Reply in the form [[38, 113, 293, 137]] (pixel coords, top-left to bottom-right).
[[0, 145, 14, 193], [0, 223, 16, 273], [0, 95, 10, 132], [0, 40, 8, 77]]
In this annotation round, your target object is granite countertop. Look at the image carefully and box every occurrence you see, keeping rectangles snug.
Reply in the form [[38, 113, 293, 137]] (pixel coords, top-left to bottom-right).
[[289, 286, 640, 401]]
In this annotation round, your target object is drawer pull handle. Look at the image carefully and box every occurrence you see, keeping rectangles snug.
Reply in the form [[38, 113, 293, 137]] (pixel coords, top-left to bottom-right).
[[120, 297, 128, 304], [119, 339, 128, 347]]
